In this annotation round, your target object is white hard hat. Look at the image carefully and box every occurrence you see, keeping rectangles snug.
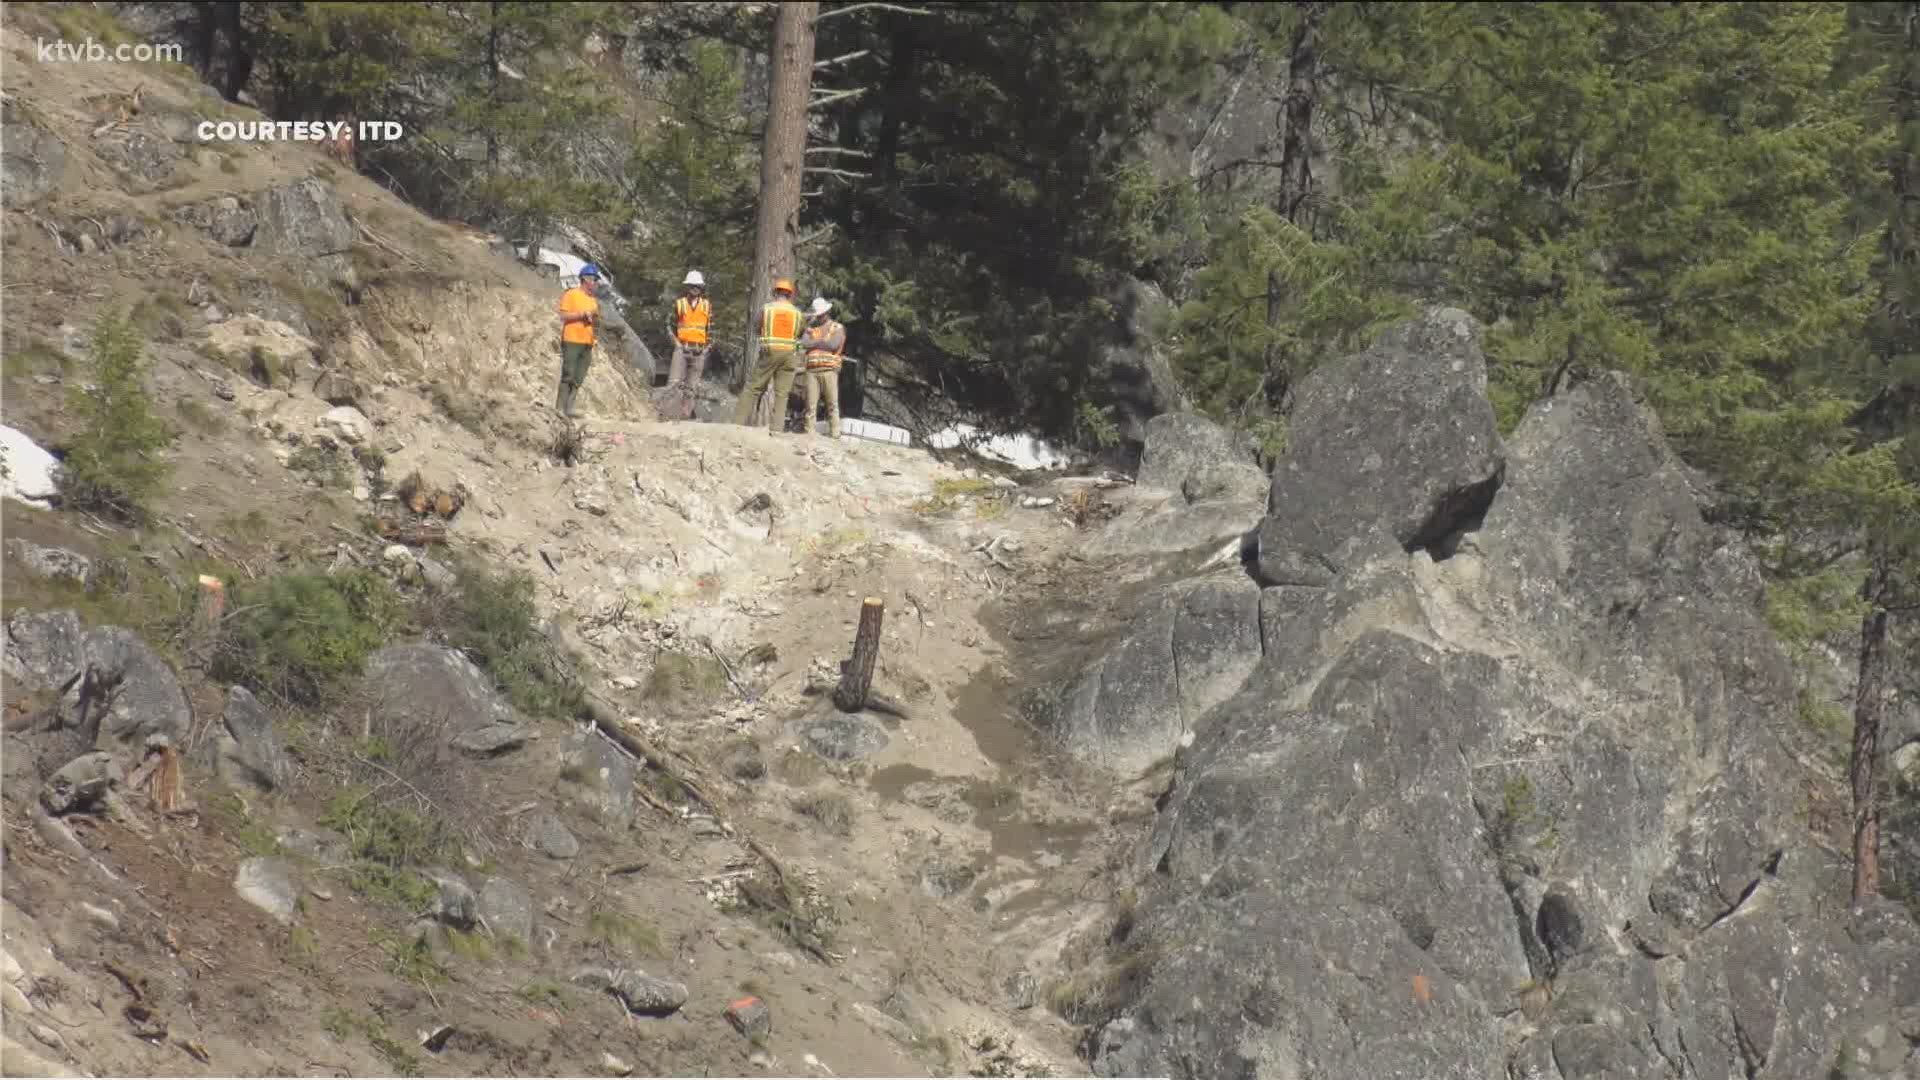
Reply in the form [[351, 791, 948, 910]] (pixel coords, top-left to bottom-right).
[[808, 297, 832, 317], [684, 270, 705, 286]]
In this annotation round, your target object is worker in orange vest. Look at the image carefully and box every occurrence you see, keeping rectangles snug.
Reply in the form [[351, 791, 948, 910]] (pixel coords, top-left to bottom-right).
[[799, 297, 847, 439], [665, 270, 712, 421], [554, 264, 601, 419], [732, 278, 804, 432]]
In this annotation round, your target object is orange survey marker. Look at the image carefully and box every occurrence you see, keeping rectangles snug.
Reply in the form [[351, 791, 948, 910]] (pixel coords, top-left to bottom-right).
[[725, 995, 771, 1039]]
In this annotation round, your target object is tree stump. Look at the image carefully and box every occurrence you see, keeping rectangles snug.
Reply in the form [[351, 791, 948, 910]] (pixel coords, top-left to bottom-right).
[[833, 597, 884, 713]]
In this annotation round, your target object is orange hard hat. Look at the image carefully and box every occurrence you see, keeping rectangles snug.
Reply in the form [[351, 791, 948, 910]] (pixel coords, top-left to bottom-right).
[[772, 278, 795, 295]]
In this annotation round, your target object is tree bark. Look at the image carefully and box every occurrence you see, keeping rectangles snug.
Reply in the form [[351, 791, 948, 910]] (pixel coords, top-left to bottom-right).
[[1261, 1, 1328, 404], [1852, 552, 1895, 903], [744, 1, 820, 424], [834, 597, 885, 713]]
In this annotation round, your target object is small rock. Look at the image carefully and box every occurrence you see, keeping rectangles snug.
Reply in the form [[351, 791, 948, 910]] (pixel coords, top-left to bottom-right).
[[383, 544, 412, 564], [5, 540, 92, 585], [276, 826, 348, 863], [1020, 496, 1056, 509], [451, 723, 532, 756], [233, 857, 298, 923], [612, 676, 639, 691], [612, 971, 689, 1017], [852, 1001, 916, 1045], [27, 1024, 58, 1050], [920, 859, 977, 900], [417, 556, 456, 590], [352, 482, 370, 502], [479, 877, 534, 946], [726, 995, 773, 1039], [309, 886, 333, 901], [312, 370, 364, 407], [749, 1050, 774, 1070], [600, 1051, 634, 1076], [569, 966, 616, 992], [419, 1024, 455, 1053], [1, 949, 23, 983], [1005, 971, 1038, 1010], [1, 984, 33, 1017], [529, 811, 579, 860], [427, 872, 478, 929], [318, 405, 373, 446], [80, 902, 119, 932], [40, 752, 122, 815]]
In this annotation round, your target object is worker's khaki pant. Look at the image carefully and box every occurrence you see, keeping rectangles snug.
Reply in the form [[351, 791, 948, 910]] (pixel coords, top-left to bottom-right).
[[733, 347, 801, 431], [802, 365, 841, 437], [666, 341, 710, 420]]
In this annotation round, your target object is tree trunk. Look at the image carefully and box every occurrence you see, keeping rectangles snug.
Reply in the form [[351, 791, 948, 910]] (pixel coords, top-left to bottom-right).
[[1261, 1, 1328, 403], [1276, 1, 1326, 227], [743, 1, 820, 423], [834, 597, 885, 713], [1852, 552, 1895, 903]]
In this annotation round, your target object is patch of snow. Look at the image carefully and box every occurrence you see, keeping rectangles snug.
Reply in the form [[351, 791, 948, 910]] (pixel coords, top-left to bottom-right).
[[0, 426, 59, 509], [927, 423, 1070, 472]]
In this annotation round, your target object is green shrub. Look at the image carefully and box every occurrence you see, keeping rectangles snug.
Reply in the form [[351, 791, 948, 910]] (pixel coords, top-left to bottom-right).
[[57, 313, 176, 522], [212, 570, 403, 707], [430, 559, 586, 720]]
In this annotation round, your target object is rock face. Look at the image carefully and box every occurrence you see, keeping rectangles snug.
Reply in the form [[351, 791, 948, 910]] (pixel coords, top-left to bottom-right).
[[3, 611, 192, 752], [233, 858, 299, 924], [0, 107, 66, 207], [1052, 572, 1262, 776], [5, 540, 93, 586], [1086, 411, 1269, 558], [362, 644, 534, 757], [214, 686, 289, 793], [1255, 306, 1504, 585], [257, 178, 356, 289], [1086, 311, 1920, 1080]]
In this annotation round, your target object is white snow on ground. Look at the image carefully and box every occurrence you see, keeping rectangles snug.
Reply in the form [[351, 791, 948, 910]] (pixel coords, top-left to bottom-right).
[[0, 425, 59, 509], [928, 423, 1071, 471]]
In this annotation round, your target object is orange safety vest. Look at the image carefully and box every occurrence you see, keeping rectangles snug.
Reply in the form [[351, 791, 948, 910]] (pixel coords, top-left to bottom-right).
[[805, 319, 847, 371], [559, 286, 598, 346], [759, 299, 802, 354], [675, 295, 712, 345]]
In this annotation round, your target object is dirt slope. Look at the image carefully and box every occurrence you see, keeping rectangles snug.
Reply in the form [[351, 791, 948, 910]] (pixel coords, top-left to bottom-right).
[[0, 9, 1168, 1077]]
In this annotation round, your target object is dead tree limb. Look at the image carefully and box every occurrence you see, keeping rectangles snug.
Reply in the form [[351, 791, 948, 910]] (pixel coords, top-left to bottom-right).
[[834, 597, 885, 712]]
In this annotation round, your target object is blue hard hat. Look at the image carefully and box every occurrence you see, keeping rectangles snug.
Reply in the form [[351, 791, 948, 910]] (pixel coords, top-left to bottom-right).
[[579, 263, 600, 278]]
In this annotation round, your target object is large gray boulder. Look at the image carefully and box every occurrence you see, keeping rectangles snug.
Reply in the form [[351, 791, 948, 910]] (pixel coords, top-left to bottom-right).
[[0, 106, 66, 207], [1086, 410, 1268, 559], [1255, 306, 1505, 585], [214, 686, 289, 793], [257, 178, 355, 290], [1083, 316, 1920, 1079], [362, 644, 535, 757], [258, 178, 353, 259], [1051, 573, 1262, 776], [3, 610, 191, 752]]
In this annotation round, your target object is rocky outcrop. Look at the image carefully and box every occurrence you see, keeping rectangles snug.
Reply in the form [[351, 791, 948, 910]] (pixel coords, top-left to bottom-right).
[[1255, 305, 1504, 585], [1052, 572, 1262, 776], [1085, 310, 1920, 1080], [213, 686, 289, 794], [0, 103, 66, 207], [257, 178, 356, 289], [3, 610, 192, 752], [1086, 410, 1268, 558], [362, 643, 535, 757]]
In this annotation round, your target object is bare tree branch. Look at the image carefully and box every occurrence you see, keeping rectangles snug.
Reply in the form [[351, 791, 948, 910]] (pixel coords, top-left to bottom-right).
[[804, 166, 871, 180], [814, 3, 933, 22], [805, 146, 873, 157], [809, 87, 868, 107], [815, 49, 871, 69]]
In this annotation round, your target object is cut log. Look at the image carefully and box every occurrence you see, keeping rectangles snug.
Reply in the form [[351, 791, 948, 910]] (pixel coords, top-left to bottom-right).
[[833, 597, 884, 713]]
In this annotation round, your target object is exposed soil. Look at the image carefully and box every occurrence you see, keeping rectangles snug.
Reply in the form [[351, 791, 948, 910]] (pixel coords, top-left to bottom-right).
[[0, 10, 1185, 1076]]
